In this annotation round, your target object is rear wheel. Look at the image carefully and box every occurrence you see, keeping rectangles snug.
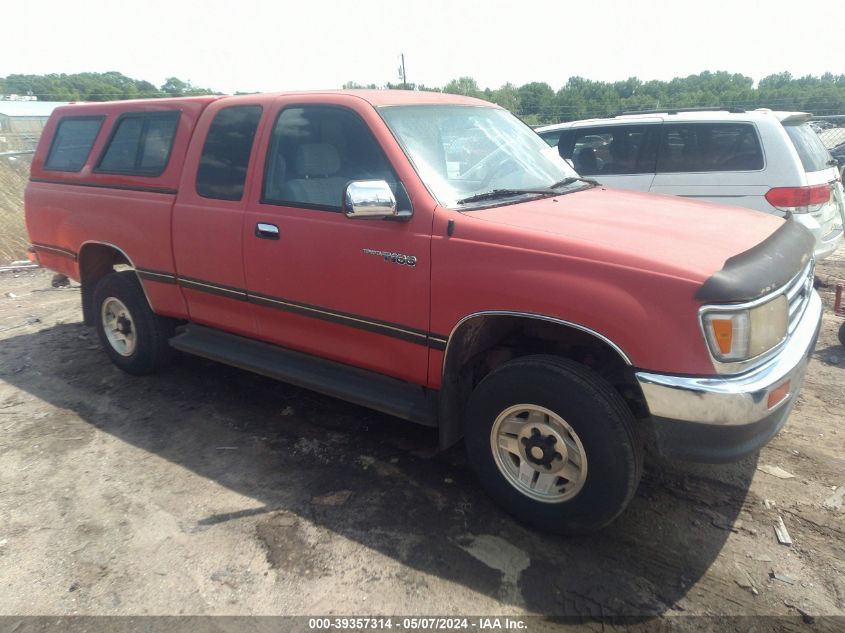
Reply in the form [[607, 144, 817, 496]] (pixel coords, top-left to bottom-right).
[[464, 355, 642, 534], [93, 271, 174, 375]]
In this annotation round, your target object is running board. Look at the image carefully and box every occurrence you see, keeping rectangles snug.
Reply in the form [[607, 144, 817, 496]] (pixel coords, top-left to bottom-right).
[[169, 325, 438, 427]]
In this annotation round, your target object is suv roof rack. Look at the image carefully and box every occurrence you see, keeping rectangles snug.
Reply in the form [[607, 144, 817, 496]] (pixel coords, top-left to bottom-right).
[[612, 106, 746, 117]]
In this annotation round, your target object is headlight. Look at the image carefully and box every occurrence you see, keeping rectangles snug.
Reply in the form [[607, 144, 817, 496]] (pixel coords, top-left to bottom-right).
[[701, 295, 788, 362]]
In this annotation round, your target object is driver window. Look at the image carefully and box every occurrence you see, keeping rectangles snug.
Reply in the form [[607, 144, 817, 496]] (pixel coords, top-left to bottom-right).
[[262, 106, 403, 211]]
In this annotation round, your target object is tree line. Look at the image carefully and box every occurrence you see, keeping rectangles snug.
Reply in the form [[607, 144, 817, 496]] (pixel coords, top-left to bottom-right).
[[348, 71, 845, 123], [3, 70, 845, 125], [0, 72, 216, 102]]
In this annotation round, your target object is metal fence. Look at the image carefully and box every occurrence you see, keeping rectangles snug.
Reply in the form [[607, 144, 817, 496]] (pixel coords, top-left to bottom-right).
[[0, 132, 38, 157], [814, 116, 845, 151]]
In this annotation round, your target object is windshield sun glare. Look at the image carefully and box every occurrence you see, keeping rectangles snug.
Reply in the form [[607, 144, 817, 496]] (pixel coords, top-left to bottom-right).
[[380, 105, 578, 207]]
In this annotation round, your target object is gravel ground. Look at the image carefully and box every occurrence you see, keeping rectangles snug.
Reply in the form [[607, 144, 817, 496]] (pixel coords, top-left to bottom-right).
[[0, 253, 844, 632]]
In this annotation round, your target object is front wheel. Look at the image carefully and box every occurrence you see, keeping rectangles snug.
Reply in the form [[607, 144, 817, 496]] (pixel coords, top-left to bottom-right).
[[93, 271, 174, 375], [464, 355, 643, 534]]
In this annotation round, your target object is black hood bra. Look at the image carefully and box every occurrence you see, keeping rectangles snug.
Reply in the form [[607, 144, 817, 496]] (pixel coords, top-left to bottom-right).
[[696, 220, 815, 303]]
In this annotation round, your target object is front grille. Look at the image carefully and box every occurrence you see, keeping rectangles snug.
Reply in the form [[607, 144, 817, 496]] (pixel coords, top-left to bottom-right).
[[784, 260, 814, 334]]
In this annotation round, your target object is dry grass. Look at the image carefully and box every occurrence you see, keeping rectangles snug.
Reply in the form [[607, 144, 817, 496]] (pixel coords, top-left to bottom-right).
[[0, 155, 31, 264]]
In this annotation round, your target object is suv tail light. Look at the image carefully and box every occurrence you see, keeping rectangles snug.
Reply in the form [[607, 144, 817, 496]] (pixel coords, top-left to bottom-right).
[[765, 184, 831, 213]]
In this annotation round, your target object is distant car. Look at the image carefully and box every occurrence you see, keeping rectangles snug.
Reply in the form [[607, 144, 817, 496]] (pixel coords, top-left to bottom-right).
[[537, 109, 845, 260], [809, 120, 834, 131], [830, 141, 845, 177]]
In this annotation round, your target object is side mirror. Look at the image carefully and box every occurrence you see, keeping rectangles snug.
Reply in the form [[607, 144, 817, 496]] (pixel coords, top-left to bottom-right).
[[344, 180, 400, 219]]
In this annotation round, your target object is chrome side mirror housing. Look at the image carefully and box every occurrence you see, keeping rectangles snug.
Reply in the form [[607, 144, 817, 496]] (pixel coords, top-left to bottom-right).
[[344, 180, 408, 220]]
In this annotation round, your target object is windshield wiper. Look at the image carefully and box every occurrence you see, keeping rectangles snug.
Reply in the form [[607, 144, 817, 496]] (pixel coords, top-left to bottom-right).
[[546, 176, 600, 189], [455, 178, 599, 206], [455, 188, 553, 205]]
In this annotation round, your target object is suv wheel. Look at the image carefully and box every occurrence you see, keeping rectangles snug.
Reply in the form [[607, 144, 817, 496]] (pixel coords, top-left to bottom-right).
[[464, 355, 642, 534], [93, 271, 174, 375]]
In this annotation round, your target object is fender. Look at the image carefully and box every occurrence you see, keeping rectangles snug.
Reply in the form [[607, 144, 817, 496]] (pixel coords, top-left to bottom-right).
[[437, 310, 633, 449], [77, 241, 152, 324]]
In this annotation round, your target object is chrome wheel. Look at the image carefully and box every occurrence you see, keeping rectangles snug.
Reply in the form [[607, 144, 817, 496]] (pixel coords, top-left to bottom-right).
[[100, 297, 136, 357], [490, 404, 588, 503]]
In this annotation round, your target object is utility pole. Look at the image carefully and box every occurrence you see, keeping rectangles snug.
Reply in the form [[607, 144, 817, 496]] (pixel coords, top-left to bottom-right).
[[399, 54, 407, 90]]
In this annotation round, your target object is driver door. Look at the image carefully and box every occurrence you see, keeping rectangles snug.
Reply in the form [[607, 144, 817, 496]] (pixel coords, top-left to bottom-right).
[[242, 98, 432, 384]]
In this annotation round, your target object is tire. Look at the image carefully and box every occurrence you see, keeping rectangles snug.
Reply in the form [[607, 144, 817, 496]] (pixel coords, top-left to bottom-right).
[[839, 321, 845, 348], [93, 271, 174, 375], [463, 355, 643, 535]]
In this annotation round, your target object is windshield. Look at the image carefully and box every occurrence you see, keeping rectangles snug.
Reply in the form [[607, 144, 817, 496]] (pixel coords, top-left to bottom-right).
[[379, 105, 578, 207]]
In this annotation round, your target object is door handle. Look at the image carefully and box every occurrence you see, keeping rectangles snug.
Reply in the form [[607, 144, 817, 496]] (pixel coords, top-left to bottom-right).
[[255, 223, 280, 240]]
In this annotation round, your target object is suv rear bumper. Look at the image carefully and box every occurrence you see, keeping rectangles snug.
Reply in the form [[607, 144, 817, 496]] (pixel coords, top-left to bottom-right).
[[634, 291, 822, 463], [791, 210, 843, 261]]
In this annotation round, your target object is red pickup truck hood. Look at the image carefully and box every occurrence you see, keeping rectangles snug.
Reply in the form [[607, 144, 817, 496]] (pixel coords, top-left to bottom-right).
[[467, 187, 785, 283]]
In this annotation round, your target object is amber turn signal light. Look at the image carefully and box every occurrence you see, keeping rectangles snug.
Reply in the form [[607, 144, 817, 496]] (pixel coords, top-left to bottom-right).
[[767, 381, 790, 409], [710, 318, 734, 355]]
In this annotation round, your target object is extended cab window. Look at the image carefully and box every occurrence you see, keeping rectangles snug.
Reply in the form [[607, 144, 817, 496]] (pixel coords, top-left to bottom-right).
[[263, 106, 400, 211], [561, 125, 657, 176], [96, 111, 180, 176], [196, 105, 263, 201], [44, 116, 104, 172], [657, 123, 764, 173]]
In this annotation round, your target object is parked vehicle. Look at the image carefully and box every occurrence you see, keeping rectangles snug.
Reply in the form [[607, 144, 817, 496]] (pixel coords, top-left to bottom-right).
[[26, 92, 821, 533], [537, 109, 845, 260], [809, 120, 835, 132], [830, 141, 845, 177]]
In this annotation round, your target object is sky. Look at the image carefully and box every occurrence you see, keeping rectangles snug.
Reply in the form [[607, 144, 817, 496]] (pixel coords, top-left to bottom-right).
[[2, 0, 841, 94]]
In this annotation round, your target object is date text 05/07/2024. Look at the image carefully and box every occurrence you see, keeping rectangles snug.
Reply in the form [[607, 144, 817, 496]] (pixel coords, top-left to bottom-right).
[[307, 617, 528, 630]]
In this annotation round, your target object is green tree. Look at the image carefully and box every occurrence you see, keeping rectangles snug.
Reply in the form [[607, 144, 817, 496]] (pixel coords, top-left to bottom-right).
[[517, 82, 555, 119], [161, 77, 188, 96], [490, 83, 520, 113], [443, 76, 482, 98]]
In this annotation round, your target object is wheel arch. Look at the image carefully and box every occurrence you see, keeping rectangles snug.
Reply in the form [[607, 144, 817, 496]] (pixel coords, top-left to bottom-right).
[[437, 311, 644, 449], [77, 241, 153, 325]]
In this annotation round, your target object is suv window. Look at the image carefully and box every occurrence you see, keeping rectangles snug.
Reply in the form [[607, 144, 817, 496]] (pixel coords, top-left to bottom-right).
[[44, 116, 104, 172], [561, 125, 657, 176], [657, 123, 763, 173], [538, 130, 562, 147], [196, 105, 263, 201], [783, 123, 832, 173], [96, 112, 180, 175], [263, 106, 400, 210]]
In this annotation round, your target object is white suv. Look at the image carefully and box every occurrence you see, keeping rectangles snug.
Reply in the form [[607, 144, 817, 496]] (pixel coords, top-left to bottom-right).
[[537, 109, 845, 259]]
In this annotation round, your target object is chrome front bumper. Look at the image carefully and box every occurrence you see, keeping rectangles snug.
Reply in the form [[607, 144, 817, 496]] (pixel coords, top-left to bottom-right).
[[634, 291, 822, 461]]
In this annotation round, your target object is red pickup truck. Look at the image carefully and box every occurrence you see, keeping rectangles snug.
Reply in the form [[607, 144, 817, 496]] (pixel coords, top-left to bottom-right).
[[25, 90, 821, 533]]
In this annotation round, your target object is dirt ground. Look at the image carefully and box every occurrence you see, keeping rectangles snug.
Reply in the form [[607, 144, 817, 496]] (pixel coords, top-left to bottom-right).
[[0, 252, 844, 631]]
